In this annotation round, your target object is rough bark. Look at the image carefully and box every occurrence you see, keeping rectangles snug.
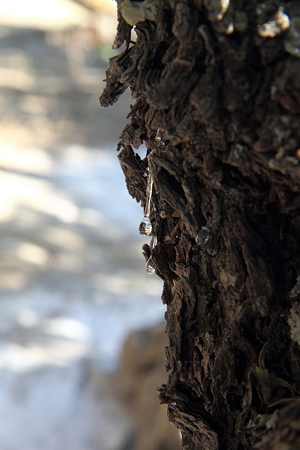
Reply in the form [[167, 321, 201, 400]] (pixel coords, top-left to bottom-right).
[[100, 1, 300, 449]]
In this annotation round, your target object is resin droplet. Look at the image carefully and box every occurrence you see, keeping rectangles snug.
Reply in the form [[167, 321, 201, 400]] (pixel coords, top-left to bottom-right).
[[155, 128, 165, 146], [196, 225, 211, 246], [139, 216, 152, 236], [146, 257, 155, 275], [155, 128, 162, 142]]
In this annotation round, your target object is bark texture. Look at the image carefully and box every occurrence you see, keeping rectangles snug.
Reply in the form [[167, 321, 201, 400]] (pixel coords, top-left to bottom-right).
[[100, 1, 300, 448]]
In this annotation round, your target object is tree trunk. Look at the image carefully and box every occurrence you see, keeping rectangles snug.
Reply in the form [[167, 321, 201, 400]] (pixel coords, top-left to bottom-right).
[[100, 1, 300, 448]]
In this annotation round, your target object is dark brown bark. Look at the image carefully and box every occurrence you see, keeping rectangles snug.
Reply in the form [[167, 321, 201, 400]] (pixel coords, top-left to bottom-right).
[[100, 1, 300, 449]]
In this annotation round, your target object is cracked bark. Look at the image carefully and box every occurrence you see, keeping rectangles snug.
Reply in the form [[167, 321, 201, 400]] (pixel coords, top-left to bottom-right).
[[100, 1, 300, 449]]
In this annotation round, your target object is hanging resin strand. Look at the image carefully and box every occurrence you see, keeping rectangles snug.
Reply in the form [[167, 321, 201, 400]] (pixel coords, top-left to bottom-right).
[[139, 168, 153, 236], [146, 236, 157, 275], [139, 127, 163, 236], [155, 128, 165, 146]]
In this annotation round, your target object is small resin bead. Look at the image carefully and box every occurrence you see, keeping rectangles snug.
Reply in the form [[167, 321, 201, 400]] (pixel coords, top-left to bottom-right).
[[146, 257, 155, 275], [139, 216, 152, 236], [195, 225, 210, 246]]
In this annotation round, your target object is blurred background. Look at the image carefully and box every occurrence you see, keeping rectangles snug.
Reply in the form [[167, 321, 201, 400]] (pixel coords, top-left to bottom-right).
[[0, 1, 180, 448]]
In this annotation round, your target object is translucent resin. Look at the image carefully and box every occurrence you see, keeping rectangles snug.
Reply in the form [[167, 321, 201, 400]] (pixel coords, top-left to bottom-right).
[[139, 216, 152, 236], [146, 257, 155, 275], [195, 225, 211, 246], [138, 167, 153, 235]]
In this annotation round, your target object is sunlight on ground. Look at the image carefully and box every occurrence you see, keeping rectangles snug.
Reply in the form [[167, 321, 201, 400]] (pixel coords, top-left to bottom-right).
[[0, 171, 80, 223], [0, 6, 166, 447], [92, 272, 163, 296], [16, 242, 50, 265], [0, 145, 53, 174], [0, 0, 93, 29], [0, 341, 89, 371]]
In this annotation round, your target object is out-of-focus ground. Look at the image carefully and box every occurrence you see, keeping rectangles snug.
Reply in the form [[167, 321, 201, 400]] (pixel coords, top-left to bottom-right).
[[0, 1, 168, 449]]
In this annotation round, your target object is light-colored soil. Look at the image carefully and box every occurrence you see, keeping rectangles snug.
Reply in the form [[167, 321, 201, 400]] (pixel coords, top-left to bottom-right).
[[0, 3, 165, 449]]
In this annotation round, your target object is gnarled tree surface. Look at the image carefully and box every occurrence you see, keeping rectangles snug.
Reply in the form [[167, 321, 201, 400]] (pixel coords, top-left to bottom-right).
[[100, 1, 300, 449]]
